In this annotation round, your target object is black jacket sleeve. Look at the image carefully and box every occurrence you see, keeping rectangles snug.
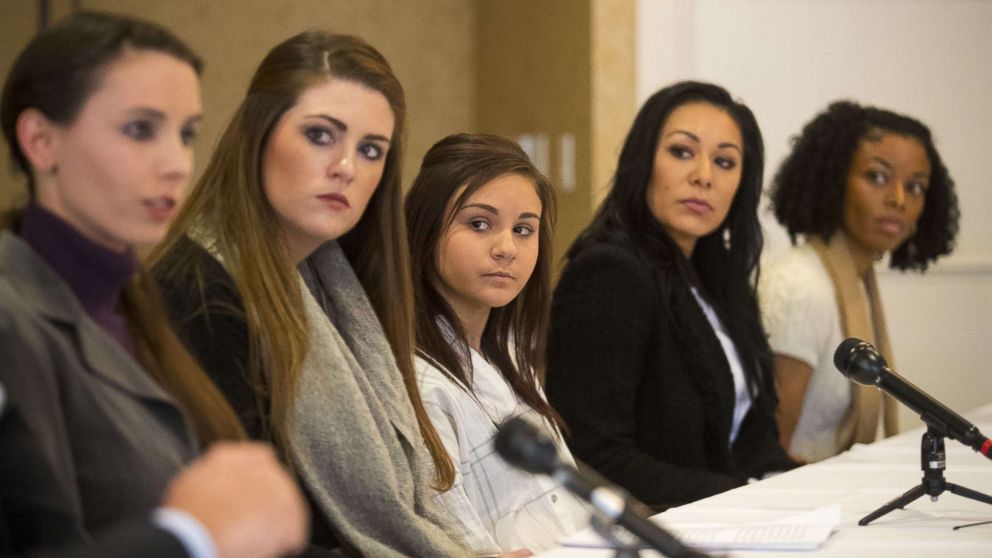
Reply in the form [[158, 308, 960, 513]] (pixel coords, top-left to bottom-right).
[[153, 240, 342, 552], [0, 383, 186, 558], [1, 516, 187, 558], [21, 520, 187, 558], [547, 244, 742, 509], [154, 241, 263, 439]]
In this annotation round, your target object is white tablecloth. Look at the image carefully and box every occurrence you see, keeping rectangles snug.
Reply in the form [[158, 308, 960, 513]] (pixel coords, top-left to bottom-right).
[[540, 404, 992, 557]]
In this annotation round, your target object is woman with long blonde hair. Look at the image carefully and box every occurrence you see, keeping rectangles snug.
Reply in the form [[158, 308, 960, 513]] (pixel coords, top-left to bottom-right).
[[152, 31, 467, 556]]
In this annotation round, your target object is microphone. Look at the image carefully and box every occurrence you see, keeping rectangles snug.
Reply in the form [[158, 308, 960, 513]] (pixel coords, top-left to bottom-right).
[[833, 338, 992, 459], [494, 417, 708, 558]]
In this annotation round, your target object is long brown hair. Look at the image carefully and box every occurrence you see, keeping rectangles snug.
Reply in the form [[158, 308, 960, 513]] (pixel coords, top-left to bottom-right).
[[405, 134, 564, 483], [150, 32, 452, 485], [0, 11, 244, 445]]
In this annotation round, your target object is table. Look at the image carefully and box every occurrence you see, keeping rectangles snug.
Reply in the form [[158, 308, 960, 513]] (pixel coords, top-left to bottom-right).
[[540, 404, 992, 557]]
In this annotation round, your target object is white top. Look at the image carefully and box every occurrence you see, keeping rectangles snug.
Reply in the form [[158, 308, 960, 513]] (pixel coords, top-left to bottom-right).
[[689, 287, 752, 444], [416, 349, 589, 554], [759, 243, 851, 462]]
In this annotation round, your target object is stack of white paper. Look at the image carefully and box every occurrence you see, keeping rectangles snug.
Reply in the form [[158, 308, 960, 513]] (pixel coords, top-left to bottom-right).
[[561, 505, 841, 552]]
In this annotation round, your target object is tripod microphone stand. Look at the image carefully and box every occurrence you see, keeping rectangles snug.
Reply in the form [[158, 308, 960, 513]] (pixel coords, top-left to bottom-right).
[[859, 427, 992, 526]]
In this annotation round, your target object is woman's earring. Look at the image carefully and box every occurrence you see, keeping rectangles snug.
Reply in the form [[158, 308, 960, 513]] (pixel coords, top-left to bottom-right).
[[49, 164, 59, 175], [722, 226, 732, 251]]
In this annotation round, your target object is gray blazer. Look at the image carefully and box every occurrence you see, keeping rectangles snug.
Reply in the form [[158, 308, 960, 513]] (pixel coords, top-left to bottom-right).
[[0, 231, 195, 552]]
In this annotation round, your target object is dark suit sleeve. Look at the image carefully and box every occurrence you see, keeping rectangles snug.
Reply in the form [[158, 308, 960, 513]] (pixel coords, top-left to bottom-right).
[[0, 383, 186, 558], [0, 315, 86, 552], [154, 246, 264, 439], [0, 515, 187, 558], [547, 245, 741, 508], [25, 520, 187, 558]]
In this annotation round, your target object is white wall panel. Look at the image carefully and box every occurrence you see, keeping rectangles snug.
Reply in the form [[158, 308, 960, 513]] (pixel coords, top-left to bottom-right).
[[637, 0, 992, 430]]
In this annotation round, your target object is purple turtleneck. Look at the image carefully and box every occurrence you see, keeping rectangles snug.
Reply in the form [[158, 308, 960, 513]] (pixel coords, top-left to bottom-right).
[[19, 204, 139, 354]]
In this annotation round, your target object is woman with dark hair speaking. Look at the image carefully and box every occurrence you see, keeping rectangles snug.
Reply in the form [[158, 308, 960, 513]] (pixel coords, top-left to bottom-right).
[[0, 11, 305, 557], [547, 81, 795, 511], [760, 101, 959, 463]]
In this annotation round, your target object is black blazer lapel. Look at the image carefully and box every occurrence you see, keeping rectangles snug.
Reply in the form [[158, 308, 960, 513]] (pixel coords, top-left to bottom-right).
[[669, 278, 736, 454]]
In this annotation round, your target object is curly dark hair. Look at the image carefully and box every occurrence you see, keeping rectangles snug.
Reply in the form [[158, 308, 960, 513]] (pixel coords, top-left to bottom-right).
[[769, 101, 959, 271]]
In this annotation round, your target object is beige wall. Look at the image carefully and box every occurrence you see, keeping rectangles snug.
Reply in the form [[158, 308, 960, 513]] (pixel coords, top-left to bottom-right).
[[637, 0, 992, 430], [2, 1, 634, 268], [590, 0, 635, 209], [476, 0, 592, 266], [476, 0, 635, 267], [0, 0, 39, 210], [0, 0, 477, 211]]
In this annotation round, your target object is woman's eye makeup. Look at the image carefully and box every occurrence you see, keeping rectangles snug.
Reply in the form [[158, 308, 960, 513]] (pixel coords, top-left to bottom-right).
[[122, 120, 155, 141], [358, 142, 385, 161], [866, 169, 889, 185], [301, 124, 387, 163], [667, 144, 693, 159], [513, 224, 536, 236], [667, 143, 738, 171], [714, 156, 737, 170], [468, 218, 492, 231], [180, 124, 199, 146], [905, 181, 928, 196], [303, 125, 335, 146]]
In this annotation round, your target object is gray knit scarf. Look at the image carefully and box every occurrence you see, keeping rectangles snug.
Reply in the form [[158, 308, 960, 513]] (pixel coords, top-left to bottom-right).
[[295, 241, 469, 557]]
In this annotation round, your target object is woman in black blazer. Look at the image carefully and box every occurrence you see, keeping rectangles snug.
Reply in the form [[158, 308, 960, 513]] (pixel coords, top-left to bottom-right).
[[547, 81, 796, 511]]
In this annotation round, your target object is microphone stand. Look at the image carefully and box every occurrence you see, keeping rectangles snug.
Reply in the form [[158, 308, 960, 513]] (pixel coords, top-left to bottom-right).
[[552, 469, 710, 558], [589, 510, 642, 558], [860, 427, 992, 526]]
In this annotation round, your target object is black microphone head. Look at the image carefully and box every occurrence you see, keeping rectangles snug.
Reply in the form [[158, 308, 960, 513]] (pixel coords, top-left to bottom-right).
[[494, 416, 560, 474], [833, 337, 887, 385], [833, 338, 864, 373]]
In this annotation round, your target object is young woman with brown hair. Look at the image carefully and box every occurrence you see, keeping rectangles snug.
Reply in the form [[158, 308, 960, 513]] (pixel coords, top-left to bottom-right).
[[405, 133, 588, 555], [0, 11, 305, 558], [152, 31, 468, 556]]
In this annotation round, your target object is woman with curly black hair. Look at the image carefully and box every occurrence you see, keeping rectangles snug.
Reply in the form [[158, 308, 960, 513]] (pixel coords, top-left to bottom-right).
[[760, 101, 959, 463], [547, 81, 796, 510]]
